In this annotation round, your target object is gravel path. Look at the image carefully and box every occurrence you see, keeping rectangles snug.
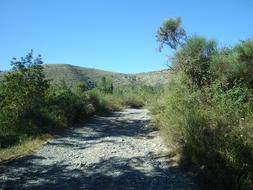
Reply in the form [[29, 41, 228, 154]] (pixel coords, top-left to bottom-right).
[[0, 109, 195, 190]]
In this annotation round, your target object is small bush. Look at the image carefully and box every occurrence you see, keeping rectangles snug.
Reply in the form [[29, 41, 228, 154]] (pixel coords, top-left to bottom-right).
[[122, 95, 144, 108], [88, 90, 122, 113]]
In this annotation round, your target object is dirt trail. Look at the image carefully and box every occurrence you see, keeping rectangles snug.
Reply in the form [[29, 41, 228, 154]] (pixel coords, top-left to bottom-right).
[[0, 109, 195, 190]]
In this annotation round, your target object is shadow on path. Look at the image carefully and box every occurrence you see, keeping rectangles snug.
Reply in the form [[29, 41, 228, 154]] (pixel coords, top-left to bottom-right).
[[0, 109, 195, 190]]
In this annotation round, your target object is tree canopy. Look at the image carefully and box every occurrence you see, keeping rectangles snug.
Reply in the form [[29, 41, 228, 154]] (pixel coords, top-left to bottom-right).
[[156, 17, 187, 50]]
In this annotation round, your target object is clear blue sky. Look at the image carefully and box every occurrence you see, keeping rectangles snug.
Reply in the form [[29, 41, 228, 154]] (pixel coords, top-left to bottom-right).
[[0, 0, 252, 73]]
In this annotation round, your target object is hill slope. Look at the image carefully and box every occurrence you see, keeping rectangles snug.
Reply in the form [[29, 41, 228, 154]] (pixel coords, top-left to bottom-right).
[[0, 64, 172, 86]]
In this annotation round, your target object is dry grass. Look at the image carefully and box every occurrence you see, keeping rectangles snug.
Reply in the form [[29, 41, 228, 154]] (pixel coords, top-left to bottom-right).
[[0, 134, 52, 163]]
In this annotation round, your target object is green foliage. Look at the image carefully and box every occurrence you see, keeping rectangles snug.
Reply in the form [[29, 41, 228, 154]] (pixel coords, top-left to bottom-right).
[[45, 84, 94, 127], [173, 36, 217, 88], [154, 18, 253, 189], [98, 76, 114, 94], [153, 74, 253, 189], [72, 80, 96, 93], [88, 89, 121, 112], [0, 50, 49, 144], [114, 85, 163, 108], [157, 17, 187, 50], [210, 39, 253, 88], [0, 50, 160, 149]]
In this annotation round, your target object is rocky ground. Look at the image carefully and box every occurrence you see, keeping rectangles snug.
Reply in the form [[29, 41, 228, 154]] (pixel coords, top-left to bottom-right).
[[0, 109, 195, 190]]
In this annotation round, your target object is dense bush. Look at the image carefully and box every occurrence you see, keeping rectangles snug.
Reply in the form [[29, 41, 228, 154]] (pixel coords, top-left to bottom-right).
[[0, 52, 160, 148], [153, 76, 253, 189], [0, 52, 111, 148], [45, 84, 95, 128], [115, 84, 163, 107], [0, 51, 49, 146], [154, 18, 253, 189], [172, 36, 217, 87]]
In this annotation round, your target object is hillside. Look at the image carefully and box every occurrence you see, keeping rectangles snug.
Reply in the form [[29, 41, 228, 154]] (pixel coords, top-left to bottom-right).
[[0, 64, 172, 86]]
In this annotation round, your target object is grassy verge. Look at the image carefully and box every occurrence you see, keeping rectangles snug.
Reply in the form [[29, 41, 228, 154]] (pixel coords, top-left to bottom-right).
[[0, 51, 161, 165], [0, 134, 52, 163], [0, 84, 160, 164]]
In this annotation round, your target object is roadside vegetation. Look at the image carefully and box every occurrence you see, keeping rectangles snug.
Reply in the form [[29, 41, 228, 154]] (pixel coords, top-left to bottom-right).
[[0, 52, 162, 161], [1, 17, 252, 190], [152, 17, 253, 189]]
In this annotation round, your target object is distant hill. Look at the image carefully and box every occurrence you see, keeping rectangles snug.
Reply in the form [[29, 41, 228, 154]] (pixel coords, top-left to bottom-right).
[[0, 64, 172, 86]]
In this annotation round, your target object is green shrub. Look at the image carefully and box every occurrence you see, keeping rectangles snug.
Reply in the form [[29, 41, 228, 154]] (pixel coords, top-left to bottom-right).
[[152, 62, 253, 190], [173, 36, 217, 88], [88, 90, 121, 113], [210, 39, 253, 88], [154, 22, 253, 189], [121, 95, 144, 108], [152, 76, 253, 189], [0, 51, 49, 146], [46, 84, 97, 127]]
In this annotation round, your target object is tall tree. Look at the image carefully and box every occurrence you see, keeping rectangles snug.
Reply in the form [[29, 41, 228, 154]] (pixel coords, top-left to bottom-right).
[[156, 17, 187, 51]]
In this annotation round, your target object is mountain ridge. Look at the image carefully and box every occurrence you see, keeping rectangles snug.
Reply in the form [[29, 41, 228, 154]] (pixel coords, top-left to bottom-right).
[[0, 64, 172, 86]]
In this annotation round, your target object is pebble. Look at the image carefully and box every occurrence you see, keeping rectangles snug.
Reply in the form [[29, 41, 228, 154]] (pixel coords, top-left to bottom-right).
[[0, 109, 195, 189]]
